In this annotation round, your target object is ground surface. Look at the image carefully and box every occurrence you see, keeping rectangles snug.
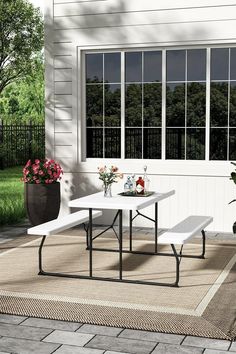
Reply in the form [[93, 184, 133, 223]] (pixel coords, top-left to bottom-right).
[[0, 223, 235, 354]]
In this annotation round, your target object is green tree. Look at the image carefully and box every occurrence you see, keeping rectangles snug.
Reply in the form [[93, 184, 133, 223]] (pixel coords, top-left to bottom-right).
[[0, 0, 43, 94], [0, 54, 44, 123]]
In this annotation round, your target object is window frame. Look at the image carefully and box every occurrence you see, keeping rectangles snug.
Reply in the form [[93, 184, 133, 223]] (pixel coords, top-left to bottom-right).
[[78, 44, 236, 169]]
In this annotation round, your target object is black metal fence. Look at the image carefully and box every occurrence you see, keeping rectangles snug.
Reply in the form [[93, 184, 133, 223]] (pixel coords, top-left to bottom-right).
[[0, 121, 45, 169]]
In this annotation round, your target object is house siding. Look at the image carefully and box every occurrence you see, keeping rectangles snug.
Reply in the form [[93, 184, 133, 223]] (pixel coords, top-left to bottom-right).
[[45, 0, 236, 232]]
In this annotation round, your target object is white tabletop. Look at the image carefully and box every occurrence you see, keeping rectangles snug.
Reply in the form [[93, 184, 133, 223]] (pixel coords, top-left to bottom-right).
[[68, 190, 175, 211]]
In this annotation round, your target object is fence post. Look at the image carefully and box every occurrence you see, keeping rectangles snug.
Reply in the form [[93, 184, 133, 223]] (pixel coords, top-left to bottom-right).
[[28, 120, 33, 159], [0, 119, 4, 170]]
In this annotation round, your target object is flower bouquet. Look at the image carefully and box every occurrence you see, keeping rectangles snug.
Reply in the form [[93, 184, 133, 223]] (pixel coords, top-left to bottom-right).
[[23, 158, 63, 184], [98, 165, 123, 197]]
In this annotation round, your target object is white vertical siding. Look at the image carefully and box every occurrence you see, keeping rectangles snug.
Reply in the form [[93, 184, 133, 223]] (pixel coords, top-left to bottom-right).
[[45, 0, 236, 232]]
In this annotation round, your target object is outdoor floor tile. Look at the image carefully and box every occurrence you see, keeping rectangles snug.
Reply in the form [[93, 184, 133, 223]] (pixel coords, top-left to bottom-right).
[[0, 323, 52, 341], [152, 342, 203, 354], [77, 324, 123, 337], [21, 317, 82, 331], [85, 334, 156, 354], [119, 329, 184, 344], [205, 349, 230, 353], [54, 345, 104, 353], [105, 351, 130, 354], [43, 330, 94, 346], [0, 336, 60, 354], [229, 342, 236, 351], [0, 314, 27, 325], [182, 336, 230, 350]]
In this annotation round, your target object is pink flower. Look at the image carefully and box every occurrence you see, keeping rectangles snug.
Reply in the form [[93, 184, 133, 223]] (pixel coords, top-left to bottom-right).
[[23, 158, 62, 184], [111, 166, 118, 172], [98, 166, 105, 173], [25, 160, 31, 167]]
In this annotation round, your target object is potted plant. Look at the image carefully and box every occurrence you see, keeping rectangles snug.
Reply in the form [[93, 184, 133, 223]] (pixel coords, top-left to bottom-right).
[[23, 159, 63, 226], [229, 161, 236, 233]]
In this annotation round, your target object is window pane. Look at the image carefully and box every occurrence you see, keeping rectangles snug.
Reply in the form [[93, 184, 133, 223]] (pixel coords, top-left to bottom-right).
[[166, 50, 185, 82], [166, 128, 185, 159], [187, 49, 206, 81], [210, 82, 228, 127], [104, 84, 121, 127], [86, 85, 103, 127], [229, 128, 236, 160], [144, 51, 162, 82], [230, 48, 236, 80], [143, 83, 162, 127], [230, 82, 236, 126], [210, 128, 227, 160], [211, 48, 229, 80], [187, 82, 206, 127], [143, 128, 161, 159], [104, 53, 121, 83], [87, 128, 103, 158], [186, 128, 205, 160], [166, 83, 185, 127], [125, 128, 142, 158], [125, 84, 142, 126], [86, 54, 103, 83], [125, 52, 142, 82], [105, 128, 121, 158]]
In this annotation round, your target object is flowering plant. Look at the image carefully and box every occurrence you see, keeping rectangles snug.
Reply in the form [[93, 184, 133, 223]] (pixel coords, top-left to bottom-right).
[[98, 165, 123, 187], [23, 159, 63, 184]]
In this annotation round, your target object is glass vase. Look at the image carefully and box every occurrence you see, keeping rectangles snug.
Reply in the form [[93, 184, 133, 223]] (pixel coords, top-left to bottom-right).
[[103, 184, 112, 197]]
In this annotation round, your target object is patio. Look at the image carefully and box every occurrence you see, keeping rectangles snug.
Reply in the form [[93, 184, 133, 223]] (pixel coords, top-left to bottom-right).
[[0, 222, 235, 353]]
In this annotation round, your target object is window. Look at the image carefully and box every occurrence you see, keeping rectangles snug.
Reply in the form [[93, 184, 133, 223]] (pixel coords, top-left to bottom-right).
[[86, 53, 121, 158], [166, 49, 206, 160], [210, 48, 236, 160], [85, 47, 236, 161], [125, 51, 162, 159]]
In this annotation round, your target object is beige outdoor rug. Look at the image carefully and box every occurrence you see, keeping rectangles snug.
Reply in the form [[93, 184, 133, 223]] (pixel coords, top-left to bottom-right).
[[0, 231, 236, 340]]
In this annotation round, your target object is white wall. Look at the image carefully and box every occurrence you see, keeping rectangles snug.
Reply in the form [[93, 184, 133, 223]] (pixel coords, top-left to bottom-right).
[[45, 0, 236, 232]]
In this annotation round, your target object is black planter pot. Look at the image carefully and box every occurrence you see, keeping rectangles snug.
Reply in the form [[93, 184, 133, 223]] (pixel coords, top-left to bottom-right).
[[25, 182, 61, 226]]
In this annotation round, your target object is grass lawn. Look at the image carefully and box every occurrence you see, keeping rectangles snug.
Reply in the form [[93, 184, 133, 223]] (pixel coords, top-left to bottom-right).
[[0, 166, 26, 226]]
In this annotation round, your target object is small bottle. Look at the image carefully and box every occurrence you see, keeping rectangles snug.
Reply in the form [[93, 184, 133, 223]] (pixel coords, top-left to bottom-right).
[[143, 165, 150, 193], [124, 177, 131, 193], [136, 176, 145, 195], [127, 176, 133, 193], [131, 174, 136, 194]]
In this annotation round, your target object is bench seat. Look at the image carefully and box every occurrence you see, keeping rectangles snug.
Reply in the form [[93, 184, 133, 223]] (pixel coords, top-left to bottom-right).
[[158, 215, 213, 245], [27, 210, 102, 236]]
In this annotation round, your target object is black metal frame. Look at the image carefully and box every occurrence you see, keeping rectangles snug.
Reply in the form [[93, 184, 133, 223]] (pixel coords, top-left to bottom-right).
[[38, 204, 206, 287]]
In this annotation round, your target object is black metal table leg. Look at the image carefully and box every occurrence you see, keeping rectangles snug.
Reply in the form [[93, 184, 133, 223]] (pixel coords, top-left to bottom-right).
[[129, 210, 132, 251], [119, 210, 123, 280], [201, 229, 206, 258], [155, 202, 158, 253], [89, 208, 93, 277], [38, 235, 46, 275], [171, 243, 180, 287]]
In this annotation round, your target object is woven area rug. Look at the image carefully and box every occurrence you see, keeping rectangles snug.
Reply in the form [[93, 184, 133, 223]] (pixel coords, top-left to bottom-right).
[[0, 230, 236, 340]]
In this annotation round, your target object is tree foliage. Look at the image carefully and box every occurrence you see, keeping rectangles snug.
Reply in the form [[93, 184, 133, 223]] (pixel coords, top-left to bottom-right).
[[0, 0, 43, 94], [0, 54, 44, 123]]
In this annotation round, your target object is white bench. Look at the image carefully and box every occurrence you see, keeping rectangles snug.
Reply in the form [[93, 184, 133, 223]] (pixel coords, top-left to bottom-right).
[[27, 210, 102, 275], [158, 215, 213, 286]]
